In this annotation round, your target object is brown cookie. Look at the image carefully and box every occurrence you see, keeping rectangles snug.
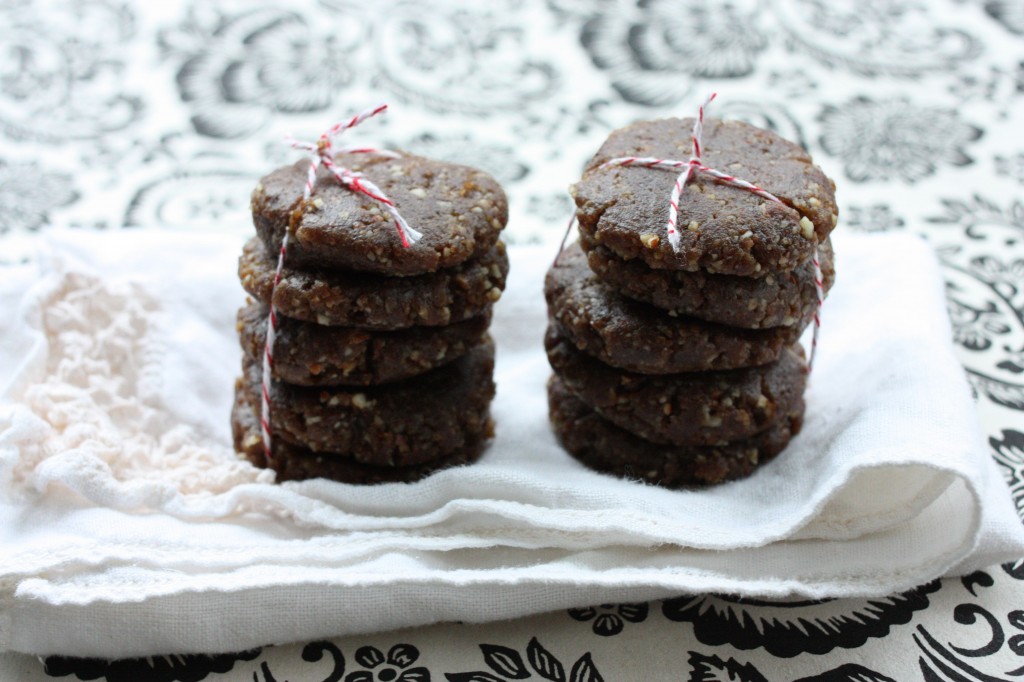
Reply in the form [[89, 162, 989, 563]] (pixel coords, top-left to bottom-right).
[[546, 326, 806, 447], [243, 337, 496, 466], [572, 117, 837, 277], [548, 376, 803, 487], [546, 242, 805, 372], [251, 152, 507, 276], [237, 302, 491, 386], [239, 236, 508, 329], [582, 233, 835, 329], [232, 379, 489, 483]]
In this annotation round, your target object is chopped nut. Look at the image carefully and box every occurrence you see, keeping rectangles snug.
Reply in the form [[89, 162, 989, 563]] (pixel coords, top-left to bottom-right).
[[809, 196, 821, 207], [799, 216, 814, 239], [756, 395, 768, 408], [351, 393, 370, 409], [409, 187, 427, 198], [310, 197, 324, 210], [687, 220, 700, 232], [640, 233, 660, 249]]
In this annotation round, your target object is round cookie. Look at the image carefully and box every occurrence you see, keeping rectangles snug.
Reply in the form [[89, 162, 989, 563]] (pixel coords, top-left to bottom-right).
[[582, 233, 834, 329], [244, 338, 496, 466], [548, 376, 803, 487], [232, 380, 488, 483], [238, 303, 491, 386], [252, 152, 507, 276], [239, 236, 508, 329], [546, 242, 805, 372], [572, 117, 837, 277], [545, 327, 807, 447]]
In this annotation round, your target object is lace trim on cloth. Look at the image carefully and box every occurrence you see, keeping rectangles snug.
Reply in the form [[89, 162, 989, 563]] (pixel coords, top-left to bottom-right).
[[2, 267, 272, 507]]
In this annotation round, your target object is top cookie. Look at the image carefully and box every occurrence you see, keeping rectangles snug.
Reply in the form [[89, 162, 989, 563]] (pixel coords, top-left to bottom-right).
[[252, 152, 508, 276], [572, 118, 837, 277]]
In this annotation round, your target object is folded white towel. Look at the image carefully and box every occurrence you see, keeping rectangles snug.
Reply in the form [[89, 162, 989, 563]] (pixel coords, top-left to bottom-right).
[[1, 228, 1021, 658]]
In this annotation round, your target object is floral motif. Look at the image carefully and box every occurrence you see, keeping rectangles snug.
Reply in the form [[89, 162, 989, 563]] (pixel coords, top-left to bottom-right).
[[947, 292, 1010, 352], [580, 0, 767, 106], [123, 169, 258, 228], [345, 644, 428, 682], [445, 638, 602, 682], [373, 2, 557, 114], [568, 602, 648, 637], [990, 430, 1024, 520], [0, 160, 78, 233], [663, 582, 941, 657], [928, 195, 1024, 246], [0, 0, 143, 141], [844, 204, 905, 233], [160, 5, 364, 138], [772, 0, 980, 76], [819, 97, 981, 183]]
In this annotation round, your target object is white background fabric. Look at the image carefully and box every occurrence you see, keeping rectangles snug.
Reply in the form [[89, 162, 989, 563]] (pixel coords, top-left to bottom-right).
[[0, 228, 1021, 658]]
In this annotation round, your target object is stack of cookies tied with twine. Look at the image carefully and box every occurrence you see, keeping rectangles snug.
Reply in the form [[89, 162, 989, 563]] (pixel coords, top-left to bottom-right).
[[233, 106, 509, 483], [547, 96, 837, 486]]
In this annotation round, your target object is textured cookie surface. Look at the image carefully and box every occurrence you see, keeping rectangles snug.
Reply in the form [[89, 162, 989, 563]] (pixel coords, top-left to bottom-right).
[[252, 152, 507, 276], [239, 237, 508, 329], [232, 380, 489, 483], [546, 242, 805, 372], [582, 233, 834, 329], [548, 376, 803, 487], [244, 337, 496, 466], [573, 117, 837, 277], [238, 303, 491, 386], [546, 327, 807, 446]]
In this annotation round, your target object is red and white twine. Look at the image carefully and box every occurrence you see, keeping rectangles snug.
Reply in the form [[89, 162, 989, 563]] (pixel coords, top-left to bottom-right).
[[261, 104, 419, 462], [599, 92, 824, 372]]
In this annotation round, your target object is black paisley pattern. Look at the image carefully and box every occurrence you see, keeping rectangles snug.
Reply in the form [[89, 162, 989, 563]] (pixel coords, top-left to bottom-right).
[[4, 0, 1024, 679], [663, 581, 941, 658]]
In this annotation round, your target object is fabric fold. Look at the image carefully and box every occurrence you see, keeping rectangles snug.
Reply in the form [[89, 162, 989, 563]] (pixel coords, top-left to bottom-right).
[[0, 228, 1021, 658]]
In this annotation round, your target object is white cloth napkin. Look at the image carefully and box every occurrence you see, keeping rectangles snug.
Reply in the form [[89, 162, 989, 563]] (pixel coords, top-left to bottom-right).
[[1, 228, 1021, 658]]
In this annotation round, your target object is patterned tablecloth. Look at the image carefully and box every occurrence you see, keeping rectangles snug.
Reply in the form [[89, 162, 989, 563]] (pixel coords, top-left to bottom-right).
[[2, 0, 1023, 678]]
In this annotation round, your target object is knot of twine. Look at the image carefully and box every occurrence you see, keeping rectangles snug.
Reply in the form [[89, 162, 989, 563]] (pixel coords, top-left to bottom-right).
[[595, 93, 824, 372], [261, 104, 419, 463]]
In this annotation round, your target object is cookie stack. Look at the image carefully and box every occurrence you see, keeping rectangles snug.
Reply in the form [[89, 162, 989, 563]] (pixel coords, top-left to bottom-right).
[[546, 117, 838, 487], [232, 151, 509, 483]]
